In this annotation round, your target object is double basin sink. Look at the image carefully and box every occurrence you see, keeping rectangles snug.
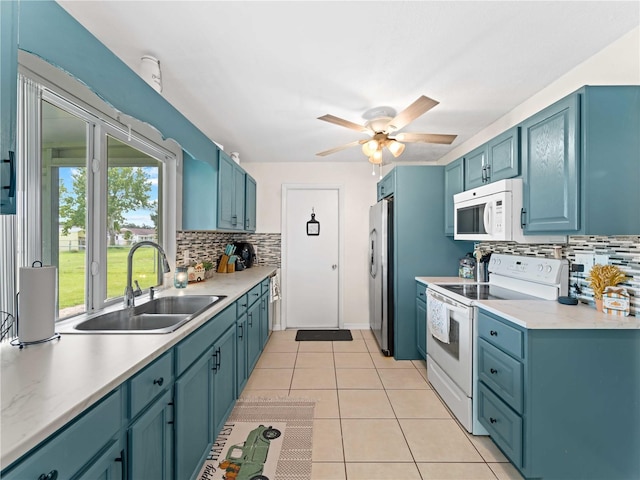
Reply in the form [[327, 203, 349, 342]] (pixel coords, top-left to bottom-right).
[[66, 295, 225, 334]]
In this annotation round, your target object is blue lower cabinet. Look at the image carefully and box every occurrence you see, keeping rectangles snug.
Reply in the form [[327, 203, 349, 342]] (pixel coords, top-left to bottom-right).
[[213, 325, 237, 435], [259, 293, 269, 349], [127, 388, 174, 480], [247, 300, 261, 371], [415, 284, 427, 359], [236, 313, 248, 394], [1, 389, 123, 480], [174, 350, 214, 480], [75, 439, 124, 480]]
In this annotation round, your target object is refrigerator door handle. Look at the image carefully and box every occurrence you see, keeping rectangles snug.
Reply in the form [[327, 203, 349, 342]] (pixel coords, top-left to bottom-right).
[[370, 229, 377, 278]]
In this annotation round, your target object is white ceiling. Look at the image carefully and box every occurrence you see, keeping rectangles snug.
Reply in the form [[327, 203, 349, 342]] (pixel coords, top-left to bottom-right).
[[57, 1, 639, 165]]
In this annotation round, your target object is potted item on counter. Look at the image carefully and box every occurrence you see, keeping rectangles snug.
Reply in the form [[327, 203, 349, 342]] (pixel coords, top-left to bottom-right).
[[587, 263, 626, 312]]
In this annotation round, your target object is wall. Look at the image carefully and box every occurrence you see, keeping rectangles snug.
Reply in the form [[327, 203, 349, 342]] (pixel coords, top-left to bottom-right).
[[242, 162, 379, 327], [478, 236, 640, 317], [437, 27, 640, 165]]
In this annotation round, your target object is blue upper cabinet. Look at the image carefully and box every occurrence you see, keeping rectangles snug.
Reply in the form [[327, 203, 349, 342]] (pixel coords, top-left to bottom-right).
[[522, 86, 640, 235], [465, 127, 520, 190], [444, 158, 464, 236], [487, 127, 519, 182], [0, 0, 18, 215], [183, 150, 256, 231], [464, 145, 487, 190], [245, 174, 257, 232], [377, 169, 395, 200], [521, 95, 580, 233]]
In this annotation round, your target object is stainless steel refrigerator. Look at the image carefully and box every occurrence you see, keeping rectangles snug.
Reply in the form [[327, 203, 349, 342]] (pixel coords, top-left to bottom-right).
[[369, 198, 393, 356]]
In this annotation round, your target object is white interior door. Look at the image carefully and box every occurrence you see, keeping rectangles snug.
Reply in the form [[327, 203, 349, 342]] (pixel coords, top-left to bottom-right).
[[282, 185, 342, 329]]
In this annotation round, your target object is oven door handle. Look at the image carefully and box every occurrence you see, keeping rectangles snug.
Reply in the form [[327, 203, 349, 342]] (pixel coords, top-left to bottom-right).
[[427, 290, 468, 314]]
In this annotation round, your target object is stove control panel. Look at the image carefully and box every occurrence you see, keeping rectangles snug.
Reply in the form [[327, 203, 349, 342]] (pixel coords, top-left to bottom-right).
[[488, 253, 568, 285]]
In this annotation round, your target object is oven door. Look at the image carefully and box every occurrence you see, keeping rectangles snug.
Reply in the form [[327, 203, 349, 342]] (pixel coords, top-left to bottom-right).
[[426, 289, 473, 396]]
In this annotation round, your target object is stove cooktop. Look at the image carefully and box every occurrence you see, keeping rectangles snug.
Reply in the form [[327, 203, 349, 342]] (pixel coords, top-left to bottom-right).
[[438, 283, 539, 301]]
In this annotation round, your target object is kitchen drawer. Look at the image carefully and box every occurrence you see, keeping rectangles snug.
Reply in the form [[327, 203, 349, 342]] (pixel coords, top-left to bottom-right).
[[247, 283, 262, 306], [2, 389, 123, 480], [415, 282, 427, 302], [129, 351, 173, 418], [236, 293, 249, 317], [478, 338, 523, 413], [175, 305, 236, 377], [478, 310, 523, 359], [261, 278, 270, 295], [478, 382, 523, 468]]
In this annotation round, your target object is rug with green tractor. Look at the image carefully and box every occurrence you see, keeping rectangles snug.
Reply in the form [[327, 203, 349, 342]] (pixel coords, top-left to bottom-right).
[[219, 425, 282, 480]]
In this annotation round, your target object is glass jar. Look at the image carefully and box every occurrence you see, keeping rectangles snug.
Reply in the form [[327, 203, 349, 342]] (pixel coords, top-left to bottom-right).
[[174, 266, 188, 288]]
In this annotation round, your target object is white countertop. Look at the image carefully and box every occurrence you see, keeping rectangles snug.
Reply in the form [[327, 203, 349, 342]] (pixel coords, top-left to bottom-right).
[[416, 276, 640, 330], [1, 266, 276, 470]]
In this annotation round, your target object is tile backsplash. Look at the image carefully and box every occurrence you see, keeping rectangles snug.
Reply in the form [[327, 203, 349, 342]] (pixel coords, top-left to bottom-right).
[[176, 231, 281, 268], [478, 235, 640, 317]]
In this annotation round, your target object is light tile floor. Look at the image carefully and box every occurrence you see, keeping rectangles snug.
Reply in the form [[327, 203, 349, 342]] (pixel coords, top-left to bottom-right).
[[240, 329, 525, 480]]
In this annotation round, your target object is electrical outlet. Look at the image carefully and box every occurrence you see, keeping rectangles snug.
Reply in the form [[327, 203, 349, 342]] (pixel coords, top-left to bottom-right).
[[574, 253, 595, 275]]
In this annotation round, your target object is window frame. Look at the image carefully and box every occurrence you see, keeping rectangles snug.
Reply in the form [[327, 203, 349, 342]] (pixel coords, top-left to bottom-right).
[[17, 52, 181, 317]]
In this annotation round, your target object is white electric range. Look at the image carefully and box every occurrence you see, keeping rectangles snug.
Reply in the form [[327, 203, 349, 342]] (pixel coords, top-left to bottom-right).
[[425, 254, 568, 434]]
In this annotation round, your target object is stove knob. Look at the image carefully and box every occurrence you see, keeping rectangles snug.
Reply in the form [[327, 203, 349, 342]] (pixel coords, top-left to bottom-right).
[[538, 264, 544, 272], [546, 265, 553, 273]]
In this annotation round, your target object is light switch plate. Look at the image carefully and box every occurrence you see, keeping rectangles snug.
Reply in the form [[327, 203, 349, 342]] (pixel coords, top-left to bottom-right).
[[594, 254, 610, 266]]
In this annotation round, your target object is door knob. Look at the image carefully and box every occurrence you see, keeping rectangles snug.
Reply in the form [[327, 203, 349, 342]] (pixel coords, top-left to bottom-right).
[[332, 264, 337, 270]]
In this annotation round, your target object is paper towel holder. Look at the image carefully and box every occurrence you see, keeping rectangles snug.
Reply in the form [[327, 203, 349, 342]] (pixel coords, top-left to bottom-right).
[[10, 261, 61, 349]]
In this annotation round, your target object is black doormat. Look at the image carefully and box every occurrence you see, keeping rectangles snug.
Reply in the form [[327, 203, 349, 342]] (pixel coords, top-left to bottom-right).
[[295, 329, 353, 341]]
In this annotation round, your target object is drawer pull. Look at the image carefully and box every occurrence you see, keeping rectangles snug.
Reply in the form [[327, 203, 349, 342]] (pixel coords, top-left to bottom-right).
[[490, 368, 498, 374], [490, 330, 498, 336], [38, 471, 59, 480], [238, 323, 244, 339], [490, 417, 497, 424], [153, 377, 164, 387]]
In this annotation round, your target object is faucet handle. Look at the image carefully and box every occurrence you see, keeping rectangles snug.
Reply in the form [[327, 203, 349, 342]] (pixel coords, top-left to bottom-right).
[[149, 286, 155, 300], [133, 280, 143, 296]]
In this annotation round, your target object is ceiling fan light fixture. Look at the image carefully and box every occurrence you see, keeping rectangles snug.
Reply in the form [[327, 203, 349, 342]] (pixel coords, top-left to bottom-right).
[[372, 149, 383, 163], [362, 139, 379, 157], [368, 155, 382, 165], [387, 140, 405, 158]]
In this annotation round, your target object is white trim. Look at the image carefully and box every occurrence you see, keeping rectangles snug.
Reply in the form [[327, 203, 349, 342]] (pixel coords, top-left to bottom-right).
[[281, 183, 344, 330]]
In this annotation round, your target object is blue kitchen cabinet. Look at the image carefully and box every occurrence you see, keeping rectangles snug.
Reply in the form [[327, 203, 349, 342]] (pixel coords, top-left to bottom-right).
[[245, 174, 257, 232], [386, 166, 472, 360], [0, 0, 18, 214], [1, 389, 124, 480], [376, 168, 395, 200], [477, 308, 640, 479], [246, 297, 262, 371], [236, 311, 249, 394], [463, 145, 487, 190], [212, 324, 237, 435], [183, 150, 255, 232], [444, 158, 464, 236], [260, 278, 270, 348], [521, 86, 640, 235], [174, 350, 213, 480], [127, 389, 174, 480], [464, 127, 519, 190], [415, 282, 427, 359], [75, 438, 124, 480]]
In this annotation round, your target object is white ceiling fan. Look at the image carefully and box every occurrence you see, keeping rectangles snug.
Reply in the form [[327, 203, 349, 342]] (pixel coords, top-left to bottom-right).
[[316, 95, 457, 163]]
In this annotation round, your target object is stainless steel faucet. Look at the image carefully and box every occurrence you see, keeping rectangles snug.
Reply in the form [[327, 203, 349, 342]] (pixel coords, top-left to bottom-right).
[[124, 241, 171, 308]]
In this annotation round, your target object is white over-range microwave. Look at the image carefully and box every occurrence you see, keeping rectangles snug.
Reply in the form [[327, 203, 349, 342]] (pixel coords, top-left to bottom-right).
[[453, 178, 566, 244]]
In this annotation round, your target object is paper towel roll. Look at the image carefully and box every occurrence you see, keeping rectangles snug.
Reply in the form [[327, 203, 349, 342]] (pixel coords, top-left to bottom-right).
[[19, 264, 57, 343]]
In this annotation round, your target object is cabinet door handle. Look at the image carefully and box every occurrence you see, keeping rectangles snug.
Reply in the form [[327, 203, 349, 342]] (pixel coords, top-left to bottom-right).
[[231, 214, 237, 225], [490, 417, 497, 424], [216, 347, 221, 370], [490, 368, 498, 374], [490, 330, 498, 336], [481, 166, 486, 183], [248, 312, 253, 326], [520, 208, 526, 228], [239, 323, 244, 339], [2, 151, 16, 198], [153, 377, 164, 387], [485, 164, 491, 182], [38, 471, 58, 480], [212, 350, 218, 371]]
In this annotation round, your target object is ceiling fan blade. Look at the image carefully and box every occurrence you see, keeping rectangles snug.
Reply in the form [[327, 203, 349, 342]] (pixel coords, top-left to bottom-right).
[[395, 133, 457, 145], [318, 114, 369, 133], [385, 95, 439, 132], [316, 139, 366, 157]]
